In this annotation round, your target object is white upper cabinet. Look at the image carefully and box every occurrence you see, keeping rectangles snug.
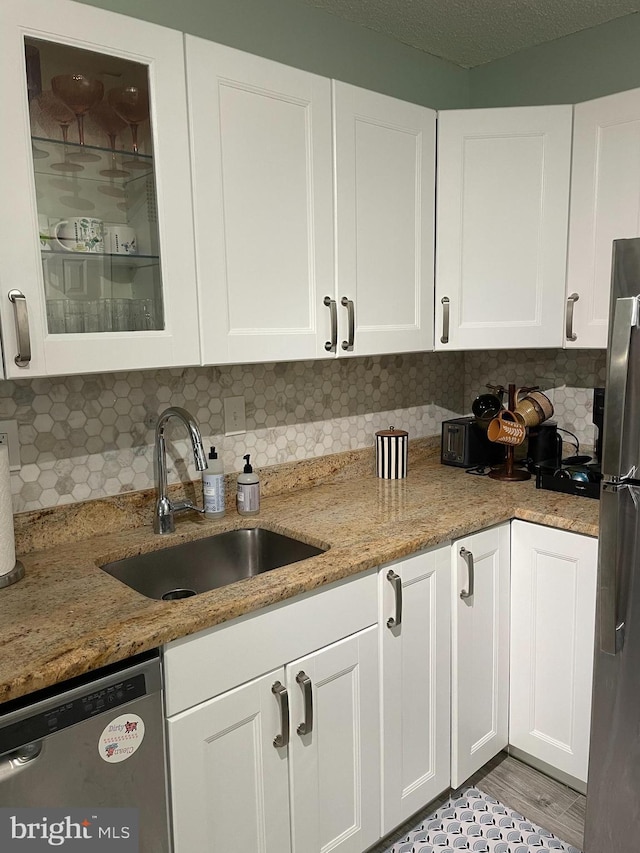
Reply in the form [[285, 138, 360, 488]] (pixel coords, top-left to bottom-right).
[[0, 0, 200, 378], [332, 82, 435, 356], [566, 88, 640, 348], [435, 105, 573, 350], [186, 37, 334, 365]]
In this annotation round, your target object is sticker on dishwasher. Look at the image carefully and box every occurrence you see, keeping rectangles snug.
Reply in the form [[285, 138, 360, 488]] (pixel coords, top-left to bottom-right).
[[98, 713, 145, 763]]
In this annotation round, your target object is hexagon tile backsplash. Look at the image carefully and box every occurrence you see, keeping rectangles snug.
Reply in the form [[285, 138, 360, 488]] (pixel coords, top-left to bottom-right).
[[4, 352, 465, 512], [3, 348, 606, 513], [464, 348, 607, 453]]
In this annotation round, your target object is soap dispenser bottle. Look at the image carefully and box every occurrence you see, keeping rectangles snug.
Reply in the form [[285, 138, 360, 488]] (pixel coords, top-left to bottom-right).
[[237, 454, 260, 516], [202, 446, 225, 519]]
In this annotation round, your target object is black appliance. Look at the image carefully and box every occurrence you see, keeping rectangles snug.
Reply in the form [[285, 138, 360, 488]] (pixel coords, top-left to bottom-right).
[[535, 459, 602, 499], [527, 422, 562, 473], [441, 417, 504, 468]]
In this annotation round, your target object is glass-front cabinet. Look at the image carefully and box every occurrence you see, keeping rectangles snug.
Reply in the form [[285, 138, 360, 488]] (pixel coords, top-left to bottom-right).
[[0, 0, 200, 377]]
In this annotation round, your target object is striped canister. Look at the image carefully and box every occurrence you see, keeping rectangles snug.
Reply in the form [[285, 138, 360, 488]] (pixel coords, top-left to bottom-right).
[[375, 426, 408, 479]]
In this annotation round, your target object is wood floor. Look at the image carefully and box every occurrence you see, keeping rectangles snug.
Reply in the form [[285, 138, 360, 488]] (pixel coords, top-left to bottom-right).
[[370, 752, 586, 853], [469, 753, 586, 850]]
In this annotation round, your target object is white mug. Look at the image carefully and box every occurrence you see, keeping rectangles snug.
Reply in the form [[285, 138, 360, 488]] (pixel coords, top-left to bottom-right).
[[54, 217, 104, 253], [104, 225, 137, 256]]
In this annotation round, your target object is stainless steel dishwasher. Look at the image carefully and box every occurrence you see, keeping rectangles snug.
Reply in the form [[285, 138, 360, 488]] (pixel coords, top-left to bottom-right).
[[0, 650, 170, 852]]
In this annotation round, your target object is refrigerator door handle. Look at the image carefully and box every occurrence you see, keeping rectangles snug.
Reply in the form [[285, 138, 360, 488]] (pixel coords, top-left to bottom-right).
[[602, 296, 640, 481], [600, 483, 626, 655]]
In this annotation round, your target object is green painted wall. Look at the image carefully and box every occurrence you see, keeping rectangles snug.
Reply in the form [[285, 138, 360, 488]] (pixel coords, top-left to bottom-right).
[[470, 13, 640, 107], [75, 0, 469, 109]]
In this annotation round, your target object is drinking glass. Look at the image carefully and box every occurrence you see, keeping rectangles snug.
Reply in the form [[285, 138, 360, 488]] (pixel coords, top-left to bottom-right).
[[52, 74, 104, 161], [112, 298, 133, 331], [63, 300, 85, 334], [46, 299, 66, 334], [90, 101, 130, 178], [132, 298, 155, 330], [36, 90, 83, 173], [107, 86, 150, 170]]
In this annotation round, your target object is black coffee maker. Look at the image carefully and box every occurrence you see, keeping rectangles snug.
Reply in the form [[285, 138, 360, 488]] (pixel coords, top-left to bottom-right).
[[527, 422, 562, 473]]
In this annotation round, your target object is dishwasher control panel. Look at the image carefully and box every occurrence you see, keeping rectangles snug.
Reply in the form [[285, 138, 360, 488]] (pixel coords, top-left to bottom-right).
[[0, 673, 146, 756]]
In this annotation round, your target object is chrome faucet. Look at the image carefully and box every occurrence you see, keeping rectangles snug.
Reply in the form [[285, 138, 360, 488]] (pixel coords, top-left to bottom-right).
[[153, 406, 208, 534]]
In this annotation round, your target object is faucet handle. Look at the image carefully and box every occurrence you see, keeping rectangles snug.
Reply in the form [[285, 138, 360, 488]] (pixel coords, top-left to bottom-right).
[[172, 500, 205, 516]]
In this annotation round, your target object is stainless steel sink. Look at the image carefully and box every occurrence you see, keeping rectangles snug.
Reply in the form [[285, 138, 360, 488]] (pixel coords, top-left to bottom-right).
[[100, 527, 326, 600]]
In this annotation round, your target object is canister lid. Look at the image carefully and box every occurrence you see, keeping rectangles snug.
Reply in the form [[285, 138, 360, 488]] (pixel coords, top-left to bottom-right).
[[375, 425, 408, 437]]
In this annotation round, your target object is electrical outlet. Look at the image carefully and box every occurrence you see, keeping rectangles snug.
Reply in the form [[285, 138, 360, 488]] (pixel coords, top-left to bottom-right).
[[223, 396, 246, 436], [0, 420, 20, 471]]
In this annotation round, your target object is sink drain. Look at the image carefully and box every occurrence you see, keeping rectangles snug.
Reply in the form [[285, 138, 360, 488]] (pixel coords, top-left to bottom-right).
[[162, 588, 196, 601]]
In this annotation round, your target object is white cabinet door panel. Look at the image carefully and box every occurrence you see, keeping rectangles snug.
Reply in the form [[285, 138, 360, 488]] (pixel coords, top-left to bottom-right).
[[566, 88, 640, 348], [0, 0, 200, 377], [436, 106, 572, 350], [510, 521, 597, 783], [168, 668, 291, 853], [287, 626, 379, 853], [333, 82, 435, 355], [380, 546, 450, 835], [451, 523, 510, 788], [186, 37, 334, 364]]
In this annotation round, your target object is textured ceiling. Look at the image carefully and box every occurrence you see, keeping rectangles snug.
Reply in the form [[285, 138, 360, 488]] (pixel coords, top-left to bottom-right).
[[296, 0, 640, 67]]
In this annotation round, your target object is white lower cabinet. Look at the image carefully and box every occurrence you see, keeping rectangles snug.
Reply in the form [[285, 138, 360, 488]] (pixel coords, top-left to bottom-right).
[[379, 544, 451, 836], [451, 523, 511, 788], [165, 572, 380, 853], [165, 520, 599, 851], [509, 521, 597, 785], [288, 627, 380, 853], [168, 666, 291, 853], [168, 627, 379, 853]]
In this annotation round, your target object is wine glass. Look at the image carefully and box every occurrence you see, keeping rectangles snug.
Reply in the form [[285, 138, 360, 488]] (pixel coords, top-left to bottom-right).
[[107, 85, 150, 170], [52, 74, 104, 161], [36, 90, 83, 173], [90, 101, 130, 178]]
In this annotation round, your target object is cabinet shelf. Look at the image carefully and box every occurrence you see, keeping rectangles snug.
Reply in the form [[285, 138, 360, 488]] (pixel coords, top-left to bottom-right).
[[41, 249, 159, 269], [32, 136, 153, 184]]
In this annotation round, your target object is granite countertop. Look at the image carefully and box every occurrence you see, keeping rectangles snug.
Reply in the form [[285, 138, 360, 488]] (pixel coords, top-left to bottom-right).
[[0, 443, 599, 705]]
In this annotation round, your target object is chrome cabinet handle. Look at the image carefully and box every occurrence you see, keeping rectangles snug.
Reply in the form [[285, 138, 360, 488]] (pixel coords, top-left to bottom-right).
[[8, 290, 31, 367], [566, 292, 579, 342], [602, 296, 639, 481], [440, 296, 450, 344], [271, 681, 290, 748], [341, 297, 355, 351], [599, 484, 626, 655], [324, 296, 337, 352], [460, 547, 474, 600], [296, 671, 313, 736], [386, 569, 402, 628]]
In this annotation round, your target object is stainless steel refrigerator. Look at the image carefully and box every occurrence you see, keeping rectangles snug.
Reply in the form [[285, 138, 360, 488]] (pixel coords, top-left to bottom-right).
[[585, 237, 640, 851]]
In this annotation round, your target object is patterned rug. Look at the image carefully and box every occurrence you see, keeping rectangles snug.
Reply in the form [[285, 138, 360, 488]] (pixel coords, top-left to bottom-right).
[[383, 787, 581, 853]]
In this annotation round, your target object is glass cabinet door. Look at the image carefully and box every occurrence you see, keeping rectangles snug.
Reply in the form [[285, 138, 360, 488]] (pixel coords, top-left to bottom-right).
[[27, 37, 165, 336], [0, 0, 199, 377]]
